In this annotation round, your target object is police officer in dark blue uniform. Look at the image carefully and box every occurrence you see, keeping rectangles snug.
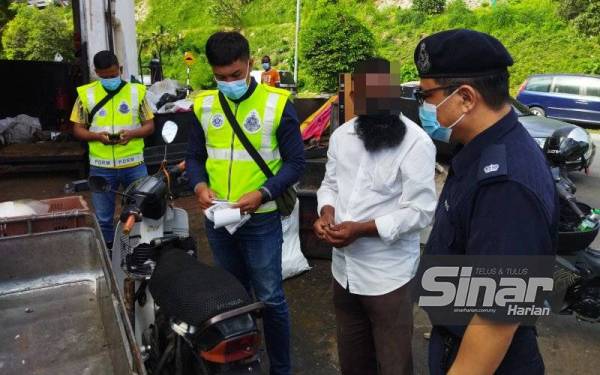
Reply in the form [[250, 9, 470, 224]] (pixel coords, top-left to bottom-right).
[[414, 29, 558, 375]]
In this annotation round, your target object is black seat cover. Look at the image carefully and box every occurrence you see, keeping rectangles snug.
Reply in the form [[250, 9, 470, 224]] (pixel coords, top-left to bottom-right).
[[149, 248, 251, 326]]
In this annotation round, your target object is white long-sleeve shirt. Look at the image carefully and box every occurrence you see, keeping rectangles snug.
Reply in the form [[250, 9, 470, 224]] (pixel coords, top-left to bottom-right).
[[317, 115, 437, 296]]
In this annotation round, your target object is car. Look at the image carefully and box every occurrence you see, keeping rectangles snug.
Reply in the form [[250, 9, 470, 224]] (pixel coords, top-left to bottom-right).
[[516, 74, 600, 128], [278, 70, 298, 95], [399, 81, 595, 172]]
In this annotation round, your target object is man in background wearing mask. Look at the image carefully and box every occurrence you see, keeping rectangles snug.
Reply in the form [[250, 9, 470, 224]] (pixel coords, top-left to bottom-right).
[[261, 55, 280, 87], [70, 50, 155, 248], [314, 58, 437, 375], [415, 29, 557, 375], [186, 31, 305, 375]]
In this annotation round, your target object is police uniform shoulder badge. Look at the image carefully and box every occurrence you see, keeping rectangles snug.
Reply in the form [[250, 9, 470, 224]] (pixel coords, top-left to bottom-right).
[[210, 113, 225, 129], [118, 101, 130, 114], [243, 111, 262, 133]]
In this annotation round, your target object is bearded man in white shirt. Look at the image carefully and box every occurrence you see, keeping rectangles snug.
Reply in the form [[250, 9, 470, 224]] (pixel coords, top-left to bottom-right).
[[314, 58, 437, 375]]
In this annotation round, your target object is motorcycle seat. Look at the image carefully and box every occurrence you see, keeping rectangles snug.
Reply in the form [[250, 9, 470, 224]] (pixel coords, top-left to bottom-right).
[[149, 248, 252, 327]]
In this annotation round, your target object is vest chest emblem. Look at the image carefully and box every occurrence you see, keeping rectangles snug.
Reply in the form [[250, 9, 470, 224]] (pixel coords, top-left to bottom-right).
[[118, 101, 130, 114], [243, 111, 262, 133], [211, 113, 225, 129]]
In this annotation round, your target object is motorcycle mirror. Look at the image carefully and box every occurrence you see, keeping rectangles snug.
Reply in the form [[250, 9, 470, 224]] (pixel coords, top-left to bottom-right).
[[88, 176, 111, 193], [162, 121, 178, 144]]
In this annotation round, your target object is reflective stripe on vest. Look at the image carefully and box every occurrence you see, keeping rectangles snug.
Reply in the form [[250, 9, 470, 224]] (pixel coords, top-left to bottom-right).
[[90, 153, 144, 168], [206, 147, 281, 162], [89, 124, 142, 133], [261, 93, 278, 149]]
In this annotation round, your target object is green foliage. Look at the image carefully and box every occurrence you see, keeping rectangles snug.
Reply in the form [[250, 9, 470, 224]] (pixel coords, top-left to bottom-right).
[[572, 2, 600, 37], [139, 25, 182, 61], [446, 0, 476, 27], [413, 0, 446, 15], [556, 0, 588, 21], [2, 4, 73, 61], [397, 9, 427, 27], [0, 0, 14, 29], [300, 6, 374, 92], [208, 0, 244, 30], [139, 0, 600, 94], [556, 0, 600, 37]]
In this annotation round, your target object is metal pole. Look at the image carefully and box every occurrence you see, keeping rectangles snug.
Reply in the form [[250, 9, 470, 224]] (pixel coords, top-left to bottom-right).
[[293, 0, 300, 83], [186, 66, 191, 97], [106, 0, 114, 54]]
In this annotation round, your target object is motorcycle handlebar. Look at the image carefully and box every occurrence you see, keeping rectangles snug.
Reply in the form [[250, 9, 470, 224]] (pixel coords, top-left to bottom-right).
[[556, 182, 586, 219], [123, 214, 136, 235]]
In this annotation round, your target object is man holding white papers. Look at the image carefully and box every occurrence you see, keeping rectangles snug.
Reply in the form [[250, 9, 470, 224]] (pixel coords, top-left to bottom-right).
[[185, 32, 305, 375]]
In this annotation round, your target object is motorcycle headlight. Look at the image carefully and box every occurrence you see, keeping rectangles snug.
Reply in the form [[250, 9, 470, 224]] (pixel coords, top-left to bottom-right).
[[533, 137, 546, 148]]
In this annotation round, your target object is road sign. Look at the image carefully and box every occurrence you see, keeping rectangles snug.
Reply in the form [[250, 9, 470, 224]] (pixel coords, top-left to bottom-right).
[[184, 52, 195, 66]]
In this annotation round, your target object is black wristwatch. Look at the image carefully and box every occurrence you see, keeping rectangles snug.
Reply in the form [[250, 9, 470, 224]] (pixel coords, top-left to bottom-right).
[[259, 187, 271, 204]]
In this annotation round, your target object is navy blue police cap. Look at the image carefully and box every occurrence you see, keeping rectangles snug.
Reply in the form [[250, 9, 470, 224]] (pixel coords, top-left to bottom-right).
[[414, 29, 514, 78]]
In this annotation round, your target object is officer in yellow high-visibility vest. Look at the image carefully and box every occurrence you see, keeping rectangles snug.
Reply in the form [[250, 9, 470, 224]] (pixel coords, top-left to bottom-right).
[[70, 50, 155, 247], [186, 32, 305, 375]]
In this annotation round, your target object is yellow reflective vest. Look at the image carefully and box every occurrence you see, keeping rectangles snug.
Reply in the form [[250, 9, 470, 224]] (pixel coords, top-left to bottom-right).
[[193, 84, 290, 213], [76, 81, 146, 169]]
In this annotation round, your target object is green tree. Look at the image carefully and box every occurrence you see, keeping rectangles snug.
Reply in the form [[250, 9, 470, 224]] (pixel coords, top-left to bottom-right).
[[573, 2, 600, 37], [209, 0, 251, 30], [2, 5, 73, 61], [0, 0, 15, 29], [556, 0, 589, 21], [301, 6, 375, 92], [139, 25, 182, 61], [413, 0, 446, 15]]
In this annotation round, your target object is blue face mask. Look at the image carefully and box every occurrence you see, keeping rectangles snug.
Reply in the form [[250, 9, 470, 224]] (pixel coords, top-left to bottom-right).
[[418, 90, 465, 143], [216, 62, 250, 100], [262, 63, 270, 70], [100, 76, 122, 91]]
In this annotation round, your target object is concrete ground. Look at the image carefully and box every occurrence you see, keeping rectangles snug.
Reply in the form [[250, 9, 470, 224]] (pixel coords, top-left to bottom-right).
[[1, 135, 599, 374]]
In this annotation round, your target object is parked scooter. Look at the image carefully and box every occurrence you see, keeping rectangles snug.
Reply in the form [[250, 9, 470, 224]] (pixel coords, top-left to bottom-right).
[[89, 121, 264, 374], [546, 130, 600, 322]]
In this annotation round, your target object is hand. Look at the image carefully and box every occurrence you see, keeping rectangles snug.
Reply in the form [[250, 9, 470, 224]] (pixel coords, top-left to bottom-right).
[[96, 131, 115, 145], [195, 183, 216, 210], [324, 221, 363, 248], [314, 206, 335, 241], [118, 129, 134, 145], [233, 191, 263, 215]]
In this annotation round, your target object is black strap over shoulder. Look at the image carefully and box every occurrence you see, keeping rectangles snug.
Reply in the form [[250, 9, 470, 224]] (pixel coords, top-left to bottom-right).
[[218, 91, 275, 179], [88, 81, 128, 123]]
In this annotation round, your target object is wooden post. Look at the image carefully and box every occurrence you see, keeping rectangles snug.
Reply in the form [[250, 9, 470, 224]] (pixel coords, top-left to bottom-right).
[[343, 73, 355, 122]]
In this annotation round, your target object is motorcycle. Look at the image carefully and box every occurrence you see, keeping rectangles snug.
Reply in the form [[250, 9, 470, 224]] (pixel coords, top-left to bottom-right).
[[545, 129, 600, 322], [89, 121, 264, 374]]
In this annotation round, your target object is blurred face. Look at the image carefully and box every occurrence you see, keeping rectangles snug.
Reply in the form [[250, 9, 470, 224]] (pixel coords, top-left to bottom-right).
[[351, 73, 403, 116], [95, 64, 121, 79], [212, 58, 253, 83]]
